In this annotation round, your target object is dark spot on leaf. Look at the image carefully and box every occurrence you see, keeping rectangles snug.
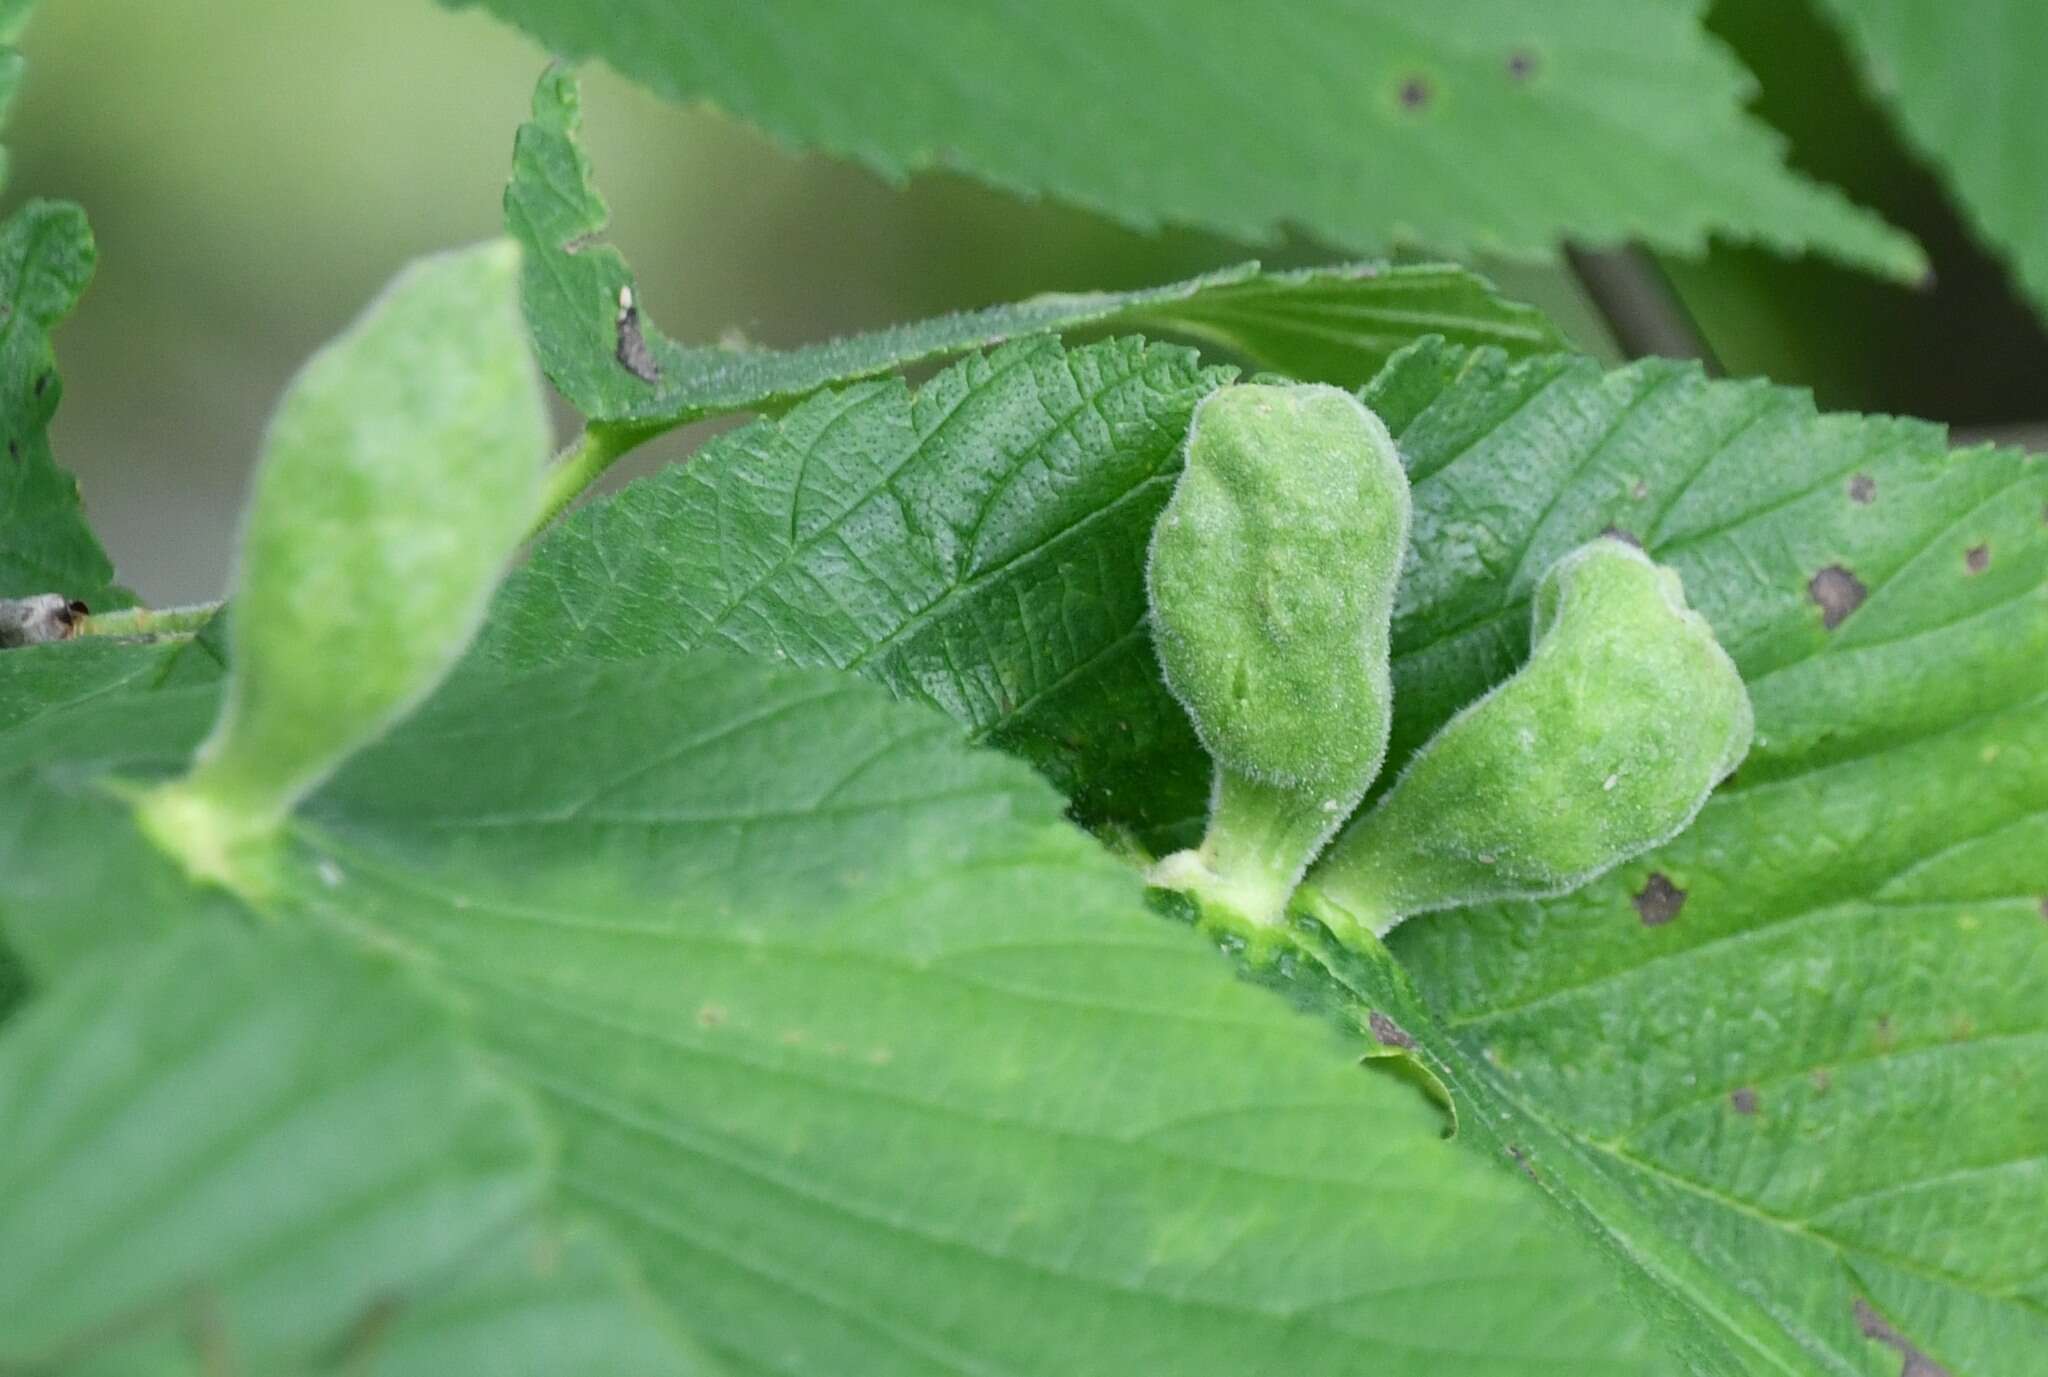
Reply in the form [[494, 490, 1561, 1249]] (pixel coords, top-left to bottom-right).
[[1810, 1067, 1832, 1094], [6, 439, 16, 462], [1505, 1143, 1540, 1183], [1853, 1298, 1954, 1377], [1368, 1010, 1416, 1050], [696, 1003, 726, 1029], [1507, 49, 1537, 81], [32, 372, 49, 397], [1808, 565, 1867, 631], [614, 285, 661, 384], [1730, 1087, 1760, 1115], [1600, 525, 1644, 550], [1397, 75, 1432, 111], [1633, 872, 1686, 926], [1876, 1014, 1896, 1052], [1964, 544, 1990, 575], [1848, 473, 1876, 504]]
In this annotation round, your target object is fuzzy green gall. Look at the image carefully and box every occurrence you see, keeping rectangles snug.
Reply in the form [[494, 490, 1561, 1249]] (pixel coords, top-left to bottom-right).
[[1145, 383, 1411, 930], [1299, 537, 1752, 944], [136, 240, 548, 891]]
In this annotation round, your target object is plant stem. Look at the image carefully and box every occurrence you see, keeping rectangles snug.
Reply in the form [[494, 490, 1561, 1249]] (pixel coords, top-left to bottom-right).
[[1565, 245, 1721, 371], [1290, 877, 1398, 951], [528, 421, 661, 541], [77, 602, 221, 640]]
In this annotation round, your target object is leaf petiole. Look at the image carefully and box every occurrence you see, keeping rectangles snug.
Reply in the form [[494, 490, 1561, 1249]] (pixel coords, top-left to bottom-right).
[[528, 420, 664, 541]]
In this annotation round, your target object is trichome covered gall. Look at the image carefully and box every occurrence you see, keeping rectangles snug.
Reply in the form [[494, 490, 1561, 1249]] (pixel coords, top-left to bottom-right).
[[1145, 382, 1411, 929], [1299, 537, 1753, 943], [134, 241, 547, 892]]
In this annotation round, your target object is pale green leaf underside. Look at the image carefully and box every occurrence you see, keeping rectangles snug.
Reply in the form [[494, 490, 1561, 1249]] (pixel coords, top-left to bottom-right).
[[506, 69, 1565, 429], [1817, 0, 2048, 318], [463, 0, 1921, 279], [0, 660, 1677, 1377], [0, 920, 703, 1375], [0, 200, 114, 602], [489, 335, 2048, 1372]]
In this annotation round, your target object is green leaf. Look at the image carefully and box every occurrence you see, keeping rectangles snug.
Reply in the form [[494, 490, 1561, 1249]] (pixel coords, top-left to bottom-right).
[[1371, 343, 2048, 1376], [0, 199, 114, 602], [0, 635, 208, 734], [0, 919, 705, 1375], [483, 335, 1231, 837], [0, 658, 1681, 1377], [487, 332, 2048, 1370], [464, 2, 1922, 278], [1816, 0, 2048, 317], [507, 68, 1564, 430]]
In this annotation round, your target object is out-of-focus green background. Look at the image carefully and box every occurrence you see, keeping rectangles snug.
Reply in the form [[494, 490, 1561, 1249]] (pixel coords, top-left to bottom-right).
[[10, 1, 2044, 602]]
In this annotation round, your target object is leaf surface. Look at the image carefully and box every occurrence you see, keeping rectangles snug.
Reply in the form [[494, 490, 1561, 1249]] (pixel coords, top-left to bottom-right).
[[0, 200, 114, 602], [0, 658, 1680, 1377], [462, 1, 1920, 278], [1817, 0, 2048, 316], [1371, 342, 2048, 1377], [483, 335, 1230, 835], [507, 69, 1564, 429], [489, 332, 2048, 1371], [0, 919, 704, 1375]]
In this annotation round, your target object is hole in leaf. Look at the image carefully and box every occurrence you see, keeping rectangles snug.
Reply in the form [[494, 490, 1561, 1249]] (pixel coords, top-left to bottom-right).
[[1853, 1298, 1954, 1377], [1808, 565, 1867, 630], [1633, 872, 1686, 925]]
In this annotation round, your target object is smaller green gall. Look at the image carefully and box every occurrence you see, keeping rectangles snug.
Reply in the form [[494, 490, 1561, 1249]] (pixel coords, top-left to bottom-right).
[[1299, 537, 1752, 944], [1145, 383, 1411, 931], [136, 240, 547, 891]]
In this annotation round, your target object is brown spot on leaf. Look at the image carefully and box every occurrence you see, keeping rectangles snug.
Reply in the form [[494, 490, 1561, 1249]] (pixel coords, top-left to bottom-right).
[[1964, 544, 1990, 575], [614, 285, 661, 384], [1633, 872, 1687, 926], [695, 1003, 726, 1029], [1810, 1067, 1832, 1094], [1876, 1014, 1896, 1052], [1809, 565, 1867, 630], [1853, 1299, 1953, 1377], [1397, 75, 1433, 110], [1506, 49, 1538, 81], [1368, 1010, 1416, 1050], [1730, 1087, 1760, 1115], [1848, 473, 1876, 504], [1600, 525, 1644, 550], [2038, 896, 2048, 923]]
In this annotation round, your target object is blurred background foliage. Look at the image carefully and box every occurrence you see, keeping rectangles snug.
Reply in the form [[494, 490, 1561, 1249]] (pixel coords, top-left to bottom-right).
[[7, 0, 2044, 602]]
